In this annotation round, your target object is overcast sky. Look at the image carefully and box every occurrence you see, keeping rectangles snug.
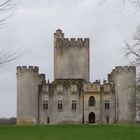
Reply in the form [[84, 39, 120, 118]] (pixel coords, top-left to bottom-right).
[[0, 0, 140, 117]]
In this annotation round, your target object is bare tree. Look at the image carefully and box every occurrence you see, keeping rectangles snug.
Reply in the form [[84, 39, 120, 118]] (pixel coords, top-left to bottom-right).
[[125, 26, 140, 68], [0, 0, 16, 24], [124, 27, 140, 119], [0, 0, 19, 67], [98, 0, 140, 10], [0, 49, 23, 68], [99, 0, 140, 71], [97, 0, 140, 65]]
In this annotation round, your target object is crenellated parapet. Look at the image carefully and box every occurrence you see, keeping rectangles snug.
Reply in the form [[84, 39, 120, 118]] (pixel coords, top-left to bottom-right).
[[84, 81, 101, 93], [115, 66, 136, 74], [55, 37, 89, 48], [17, 66, 39, 74], [54, 29, 89, 48], [102, 82, 115, 93], [51, 79, 84, 88], [107, 66, 136, 83]]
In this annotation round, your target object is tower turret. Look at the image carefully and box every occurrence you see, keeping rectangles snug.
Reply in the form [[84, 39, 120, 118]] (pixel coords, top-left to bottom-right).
[[17, 66, 41, 124], [110, 66, 136, 122], [54, 29, 64, 42]]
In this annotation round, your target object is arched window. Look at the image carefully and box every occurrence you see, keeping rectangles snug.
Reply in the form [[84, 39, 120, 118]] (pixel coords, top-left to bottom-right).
[[89, 96, 95, 106]]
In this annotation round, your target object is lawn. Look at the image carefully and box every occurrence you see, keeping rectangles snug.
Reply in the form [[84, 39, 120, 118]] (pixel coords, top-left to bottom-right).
[[0, 124, 139, 140]]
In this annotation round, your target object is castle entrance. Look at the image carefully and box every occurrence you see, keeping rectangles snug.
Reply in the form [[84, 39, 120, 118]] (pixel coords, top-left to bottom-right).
[[89, 112, 95, 123]]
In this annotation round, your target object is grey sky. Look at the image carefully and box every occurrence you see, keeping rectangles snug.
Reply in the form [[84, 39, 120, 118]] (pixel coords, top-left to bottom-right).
[[0, 0, 140, 117]]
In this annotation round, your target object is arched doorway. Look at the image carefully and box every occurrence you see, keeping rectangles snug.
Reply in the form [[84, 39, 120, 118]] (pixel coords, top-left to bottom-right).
[[89, 112, 95, 123]]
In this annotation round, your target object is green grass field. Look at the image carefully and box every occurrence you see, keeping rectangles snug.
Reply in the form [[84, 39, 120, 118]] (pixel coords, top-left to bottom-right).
[[0, 125, 139, 140]]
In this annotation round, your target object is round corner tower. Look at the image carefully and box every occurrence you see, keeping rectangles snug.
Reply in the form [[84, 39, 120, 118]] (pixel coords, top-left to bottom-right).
[[17, 66, 40, 124], [113, 66, 136, 123]]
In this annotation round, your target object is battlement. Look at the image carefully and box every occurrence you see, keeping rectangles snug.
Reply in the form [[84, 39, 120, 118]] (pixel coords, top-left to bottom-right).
[[17, 66, 39, 73], [107, 66, 136, 83], [56, 37, 89, 48], [84, 82, 101, 93], [60, 37, 89, 43], [109, 66, 136, 76], [114, 66, 136, 74], [102, 82, 115, 93]]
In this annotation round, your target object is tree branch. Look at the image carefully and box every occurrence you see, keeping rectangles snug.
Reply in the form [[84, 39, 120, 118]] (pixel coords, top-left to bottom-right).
[[0, 0, 16, 24], [0, 1, 20, 66]]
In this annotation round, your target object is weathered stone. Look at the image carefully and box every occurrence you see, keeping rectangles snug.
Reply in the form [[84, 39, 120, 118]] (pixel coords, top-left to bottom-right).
[[17, 30, 137, 125]]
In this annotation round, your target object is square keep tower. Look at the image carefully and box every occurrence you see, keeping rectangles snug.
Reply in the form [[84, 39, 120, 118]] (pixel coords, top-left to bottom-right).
[[54, 29, 90, 82]]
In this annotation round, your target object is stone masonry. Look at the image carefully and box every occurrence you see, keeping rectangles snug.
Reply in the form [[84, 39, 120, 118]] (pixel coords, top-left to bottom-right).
[[17, 29, 136, 124]]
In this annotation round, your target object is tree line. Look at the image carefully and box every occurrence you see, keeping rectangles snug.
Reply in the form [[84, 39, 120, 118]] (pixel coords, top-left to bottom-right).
[[0, 117, 16, 125]]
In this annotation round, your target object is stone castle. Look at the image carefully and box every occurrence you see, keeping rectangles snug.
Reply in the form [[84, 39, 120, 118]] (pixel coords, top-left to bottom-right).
[[17, 29, 136, 124]]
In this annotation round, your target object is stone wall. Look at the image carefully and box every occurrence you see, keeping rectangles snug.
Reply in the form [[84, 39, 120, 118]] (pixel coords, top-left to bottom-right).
[[100, 83, 116, 123], [109, 66, 136, 122], [39, 80, 83, 124], [54, 29, 89, 82], [17, 66, 45, 124], [16, 29, 137, 125]]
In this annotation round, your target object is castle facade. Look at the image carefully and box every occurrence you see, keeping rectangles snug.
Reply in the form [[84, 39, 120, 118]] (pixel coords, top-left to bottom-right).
[[17, 29, 136, 124]]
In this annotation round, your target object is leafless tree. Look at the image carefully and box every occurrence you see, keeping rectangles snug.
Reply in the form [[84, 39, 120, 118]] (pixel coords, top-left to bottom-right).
[[0, 0, 16, 24], [123, 26, 140, 126], [125, 26, 140, 68], [0, 49, 23, 68], [98, 0, 140, 10], [0, 0, 19, 67], [97, 0, 140, 66]]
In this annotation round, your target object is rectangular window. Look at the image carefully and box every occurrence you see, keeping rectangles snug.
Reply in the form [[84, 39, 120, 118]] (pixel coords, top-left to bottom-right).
[[43, 100, 48, 110], [72, 100, 76, 110], [105, 100, 110, 110], [58, 100, 62, 110]]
